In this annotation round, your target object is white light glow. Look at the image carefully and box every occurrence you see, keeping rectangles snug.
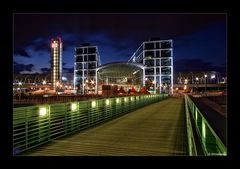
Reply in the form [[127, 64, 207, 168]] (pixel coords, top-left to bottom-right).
[[39, 107, 47, 117], [71, 103, 77, 111], [106, 99, 110, 105], [51, 43, 58, 48], [91, 101, 96, 108], [202, 120, 206, 140], [184, 85, 187, 90], [211, 75, 216, 79], [116, 98, 120, 103]]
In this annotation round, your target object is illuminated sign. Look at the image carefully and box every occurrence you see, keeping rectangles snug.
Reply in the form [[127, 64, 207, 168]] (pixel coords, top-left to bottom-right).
[[51, 43, 58, 48]]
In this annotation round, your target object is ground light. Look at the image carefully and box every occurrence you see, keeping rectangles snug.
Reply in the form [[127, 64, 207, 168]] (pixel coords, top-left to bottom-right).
[[71, 103, 77, 111], [116, 98, 120, 103], [106, 99, 110, 105], [91, 101, 96, 108], [39, 107, 47, 117], [124, 98, 128, 102]]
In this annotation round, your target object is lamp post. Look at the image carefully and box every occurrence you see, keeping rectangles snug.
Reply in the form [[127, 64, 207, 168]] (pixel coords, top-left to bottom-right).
[[18, 82, 22, 100], [196, 77, 199, 93], [204, 74, 207, 94], [191, 72, 194, 84], [211, 75, 217, 91]]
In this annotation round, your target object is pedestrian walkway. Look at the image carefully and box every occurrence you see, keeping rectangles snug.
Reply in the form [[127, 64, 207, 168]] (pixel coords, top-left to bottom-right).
[[23, 97, 187, 156]]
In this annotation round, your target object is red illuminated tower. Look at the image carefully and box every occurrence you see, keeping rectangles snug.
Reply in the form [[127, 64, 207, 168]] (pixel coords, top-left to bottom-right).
[[51, 37, 62, 90]]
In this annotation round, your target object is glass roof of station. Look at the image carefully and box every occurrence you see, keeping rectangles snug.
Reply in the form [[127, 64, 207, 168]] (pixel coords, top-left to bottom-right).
[[97, 62, 144, 78]]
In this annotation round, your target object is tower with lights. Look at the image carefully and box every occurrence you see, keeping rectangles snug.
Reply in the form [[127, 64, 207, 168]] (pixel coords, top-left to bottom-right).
[[51, 37, 62, 90]]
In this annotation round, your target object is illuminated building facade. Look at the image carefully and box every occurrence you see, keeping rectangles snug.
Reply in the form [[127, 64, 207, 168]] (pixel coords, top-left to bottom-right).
[[51, 37, 62, 90], [74, 38, 173, 95], [74, 43, 101, 94], [97, 62, 144, 94], [128, 38, 173, 94]]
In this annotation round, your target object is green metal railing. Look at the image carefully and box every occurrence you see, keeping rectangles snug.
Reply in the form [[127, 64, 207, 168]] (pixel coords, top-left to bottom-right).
[[13, 94, 168, 155], [185, 95, 227, 156]]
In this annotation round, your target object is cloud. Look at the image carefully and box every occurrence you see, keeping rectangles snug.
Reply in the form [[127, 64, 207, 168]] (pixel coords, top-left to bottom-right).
[[14, 49, 31, 58], [40, 68, 51, 74], [14, 61, 35, 74]]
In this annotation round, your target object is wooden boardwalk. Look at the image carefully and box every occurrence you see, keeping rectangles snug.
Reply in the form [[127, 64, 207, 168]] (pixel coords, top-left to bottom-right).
[[23, 97, 187, 156]]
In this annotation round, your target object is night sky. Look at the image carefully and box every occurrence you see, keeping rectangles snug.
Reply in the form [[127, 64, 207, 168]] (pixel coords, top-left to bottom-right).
[[13, 13, 227, 76]]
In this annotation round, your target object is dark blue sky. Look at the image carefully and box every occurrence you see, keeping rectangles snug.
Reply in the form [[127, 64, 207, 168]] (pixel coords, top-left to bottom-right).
[[13, 13, 226, 75]]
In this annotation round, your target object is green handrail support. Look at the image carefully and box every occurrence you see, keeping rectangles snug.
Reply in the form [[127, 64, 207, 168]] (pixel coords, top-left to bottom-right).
[[13, 94, 168, 155], [185, 95, 227, 156]]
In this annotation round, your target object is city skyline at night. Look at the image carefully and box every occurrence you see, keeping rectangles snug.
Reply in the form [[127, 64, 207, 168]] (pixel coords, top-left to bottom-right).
[[13, 13, 227, 76]]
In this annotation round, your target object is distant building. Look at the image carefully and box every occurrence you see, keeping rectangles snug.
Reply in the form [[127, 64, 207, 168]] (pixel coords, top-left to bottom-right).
[[74, 43, 101, 94], [174, 71, 223, 84], [51, 37, 62, 90], [128, 39, 173, 94]]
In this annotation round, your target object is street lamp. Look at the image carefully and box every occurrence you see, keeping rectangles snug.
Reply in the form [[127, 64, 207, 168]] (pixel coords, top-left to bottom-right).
[[204, 74, 207, 93], [18, 82, 22, 100], [196, 77, 199, 93]]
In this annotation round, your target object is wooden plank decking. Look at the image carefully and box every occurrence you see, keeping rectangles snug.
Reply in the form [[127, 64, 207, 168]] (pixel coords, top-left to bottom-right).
[[22, 97, 187, 156]]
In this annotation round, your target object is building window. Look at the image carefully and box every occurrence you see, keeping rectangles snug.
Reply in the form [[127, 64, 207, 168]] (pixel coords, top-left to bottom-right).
[[156, 42, 160, 49], [145, 51, 154, 59], [161, 67, 171, 75], [161, 50, 171, 57], [88, 70, 96, 76], [145, 59, 155, 67], [88, 55, 96, 61], [161, 59, 171, 66], [161, 76, 171, 84], [76, 70, 83, 76], [88, 62, 96, 69], [76, 48, 83, 55], [76, 63, 83, 69], [156, 50, 160, 58], [76, 55, 83, 62], [145, 68, 154, 75], [144, 42, 154, 50], [88, 47, 96, 54], [84, 56, 88, 62], [156, 68, 160, 74], [161, 41, 172, 49]]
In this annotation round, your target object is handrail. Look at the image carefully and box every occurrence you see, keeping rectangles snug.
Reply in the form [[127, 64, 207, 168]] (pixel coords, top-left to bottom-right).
[[185, 96, 197, 155], [13, 94, 168, 155], [185, 95, 227, 156]]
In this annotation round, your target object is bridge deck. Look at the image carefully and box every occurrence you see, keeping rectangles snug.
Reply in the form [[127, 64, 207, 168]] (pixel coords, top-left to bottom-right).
[[23, 97, 187, 156]]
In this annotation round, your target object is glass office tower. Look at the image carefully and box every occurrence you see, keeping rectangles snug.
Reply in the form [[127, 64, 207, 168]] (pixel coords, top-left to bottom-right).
[[128, 39, 173, 94], [74, 43, 101, 94]]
